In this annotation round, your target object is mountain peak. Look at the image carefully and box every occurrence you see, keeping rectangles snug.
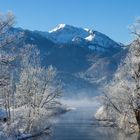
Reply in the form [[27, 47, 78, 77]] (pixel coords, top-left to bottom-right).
[[48, 24, 90, 43], [49, 24, 67, 33], [49, 24, 89, 34], [36, 24, 122, 50]]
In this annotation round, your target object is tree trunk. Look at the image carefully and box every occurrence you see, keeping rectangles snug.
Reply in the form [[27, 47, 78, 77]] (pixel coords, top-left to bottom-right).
[[135, 110, 140, 131]]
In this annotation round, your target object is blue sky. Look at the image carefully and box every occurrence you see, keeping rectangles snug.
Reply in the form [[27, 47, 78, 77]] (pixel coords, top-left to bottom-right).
[[0, 0, 140, 44]]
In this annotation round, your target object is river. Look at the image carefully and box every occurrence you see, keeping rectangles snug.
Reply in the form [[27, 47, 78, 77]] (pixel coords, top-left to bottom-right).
[[34, 99, 140, 140]]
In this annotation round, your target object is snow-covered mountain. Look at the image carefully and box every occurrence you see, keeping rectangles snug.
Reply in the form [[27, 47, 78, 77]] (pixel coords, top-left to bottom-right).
[[47, 24, 89, 43], [12, 25, 126, 98], [42, 24, 120, 47], [36, 24, 122, 54]]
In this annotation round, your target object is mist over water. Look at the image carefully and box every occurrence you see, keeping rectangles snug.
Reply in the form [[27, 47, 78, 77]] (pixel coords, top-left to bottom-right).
[[33, 96, 140, 140], [60, 97, 100, 108]]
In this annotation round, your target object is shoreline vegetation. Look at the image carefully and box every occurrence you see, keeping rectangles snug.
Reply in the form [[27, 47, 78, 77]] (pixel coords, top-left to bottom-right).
[[0, 12, 66, 139], [95, 18, 140, 134]]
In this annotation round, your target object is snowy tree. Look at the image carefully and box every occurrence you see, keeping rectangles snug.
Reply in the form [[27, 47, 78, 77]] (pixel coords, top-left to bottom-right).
[[0, 12, 23, 139], [15, 45, 62, 134], [95, 19, 140, 133], [0, 12, 62, 139], [0, 12, 23, 124]]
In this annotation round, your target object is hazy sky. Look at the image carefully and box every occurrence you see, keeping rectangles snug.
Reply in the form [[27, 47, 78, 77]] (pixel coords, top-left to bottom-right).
[[0, 0, 140, 44]]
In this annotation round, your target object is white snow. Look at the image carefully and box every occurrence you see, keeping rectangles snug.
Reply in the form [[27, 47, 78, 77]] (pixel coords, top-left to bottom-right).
[[49, 24, 66, 33], [89, 29, 93, 34], [85, 34, 95, 41], [39, 23, 121, 50], [84, 28, 90, 32], [48, 24, 89, 43], [95, 106, 108, 121]]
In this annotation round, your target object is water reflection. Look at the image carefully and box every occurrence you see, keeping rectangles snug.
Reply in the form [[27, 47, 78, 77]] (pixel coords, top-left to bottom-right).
[[93, 127, 140, 140], [29, 101, 140, 140], [32, 126, 140, 140]]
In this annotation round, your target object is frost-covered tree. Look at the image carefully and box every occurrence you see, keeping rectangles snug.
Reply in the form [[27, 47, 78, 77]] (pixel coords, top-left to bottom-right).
[[95, 19, 140, 133], [0, 12, 62, 139], [15, 45, 62, 134], [0, 12, 23, 139], [0, 12, 22, 123]]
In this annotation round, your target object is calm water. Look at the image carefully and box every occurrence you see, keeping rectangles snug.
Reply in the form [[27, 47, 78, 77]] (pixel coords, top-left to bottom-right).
[[33, 100, 140, 140]]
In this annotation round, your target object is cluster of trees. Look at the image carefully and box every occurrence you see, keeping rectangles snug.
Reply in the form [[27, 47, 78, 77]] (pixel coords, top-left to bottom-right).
[[95, 19, 140, 134], [0, 12, 62, 139]]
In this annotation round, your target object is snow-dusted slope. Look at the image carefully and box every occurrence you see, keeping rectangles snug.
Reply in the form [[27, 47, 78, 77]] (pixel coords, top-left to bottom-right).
[[47, 24, 89, 43], [49, 24, 67, 33], [85, 31, 120, 49], [12, 26, 126, 98], [38, 24, 122, 52]]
